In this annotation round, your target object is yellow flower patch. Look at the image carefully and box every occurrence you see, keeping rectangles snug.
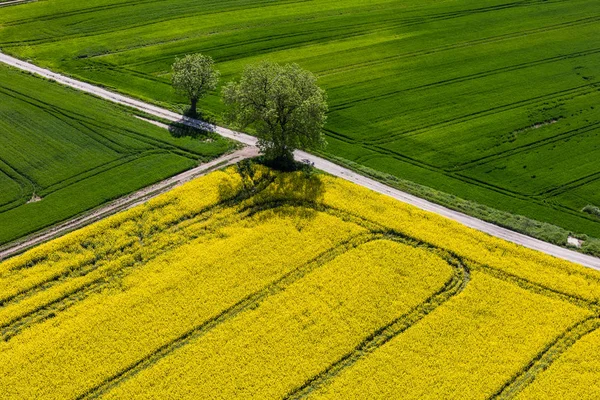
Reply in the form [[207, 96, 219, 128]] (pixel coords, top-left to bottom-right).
[[0, 165, 599, 399]]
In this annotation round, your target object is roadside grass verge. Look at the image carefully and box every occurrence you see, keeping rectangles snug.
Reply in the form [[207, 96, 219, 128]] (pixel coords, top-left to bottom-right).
[[323, 153, 600, 258]]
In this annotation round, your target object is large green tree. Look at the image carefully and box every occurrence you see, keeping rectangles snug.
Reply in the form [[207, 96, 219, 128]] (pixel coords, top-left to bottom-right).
[[223, 61, 328, 166], [172, 54, 220, 117]]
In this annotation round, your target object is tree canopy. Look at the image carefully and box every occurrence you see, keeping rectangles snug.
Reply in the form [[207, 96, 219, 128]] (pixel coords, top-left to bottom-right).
[[223, 61, 328, 166], [172, 54, 220, 116]]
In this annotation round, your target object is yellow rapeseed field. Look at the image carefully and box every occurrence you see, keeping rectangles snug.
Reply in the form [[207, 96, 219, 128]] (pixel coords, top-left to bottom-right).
[[1, 163, 599, 399]]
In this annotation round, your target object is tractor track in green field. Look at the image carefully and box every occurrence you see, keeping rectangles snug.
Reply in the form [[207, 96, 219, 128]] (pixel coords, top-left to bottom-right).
[[37, 151, 172, 196], [352, 141, 535, 201], [0, 77, 219, 218], [0, 81, 210, 159], [329, 47, 600, 112], [535, 171, 600, 200], [0, 155, 38, 197], [327, 82, 598, 151], [322, 82, 600, 220], [112, 0, 573, 69], [2, 0, 171, 26], [0, 158, 34, 209], [322, 13, 600, 77], [451, 121, 600, 173], [0, 0, 312, 46], [113, 17, 382, 67], [0, 155, 142, 214], [2, 0, 304, 29], [0, 0, 560, 50], [329, 119, 600, 229], [364, 83, 600, 145], [452, 172, 600, 226], [44, 108, 131, 155], [77, 0, 569, 72]]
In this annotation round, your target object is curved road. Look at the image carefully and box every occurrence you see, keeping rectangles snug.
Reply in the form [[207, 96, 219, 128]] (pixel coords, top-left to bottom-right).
[[1, 52, 599, 271]]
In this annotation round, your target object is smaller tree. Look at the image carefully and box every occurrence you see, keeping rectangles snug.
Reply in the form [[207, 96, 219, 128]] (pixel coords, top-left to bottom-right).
[[223, 61, 328, 167], [172, 54, 220, 117]]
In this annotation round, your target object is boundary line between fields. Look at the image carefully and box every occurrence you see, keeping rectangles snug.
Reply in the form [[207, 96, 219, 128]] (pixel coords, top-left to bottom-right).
[[0, 147, 259, 260], [0, 52, 599, 270]]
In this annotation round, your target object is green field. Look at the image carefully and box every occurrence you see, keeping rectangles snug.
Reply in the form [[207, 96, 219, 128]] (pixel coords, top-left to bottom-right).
[[0, 65, 233, 245], [1, 0, 599, 237]]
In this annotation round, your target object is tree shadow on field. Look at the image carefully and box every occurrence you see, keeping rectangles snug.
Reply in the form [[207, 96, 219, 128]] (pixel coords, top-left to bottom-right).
[[218, 159, 326, 228], [168, 114, 218, 140], [168, 121, 211, 140]]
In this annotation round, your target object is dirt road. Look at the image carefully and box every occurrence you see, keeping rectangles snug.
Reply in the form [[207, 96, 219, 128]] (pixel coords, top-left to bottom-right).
[[0, 147, 259, 260], [0, 0, 36, 7], [1, 52, 599, 270]]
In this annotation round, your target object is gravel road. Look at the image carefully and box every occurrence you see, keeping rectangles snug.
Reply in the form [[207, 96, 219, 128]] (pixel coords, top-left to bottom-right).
[[0, 147, 259, 260], [1, 52, 599, 270]]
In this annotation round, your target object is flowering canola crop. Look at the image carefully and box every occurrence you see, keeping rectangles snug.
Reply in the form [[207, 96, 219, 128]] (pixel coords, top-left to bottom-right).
[[0, 164, 599, 399], [517, 324, 600, 400]]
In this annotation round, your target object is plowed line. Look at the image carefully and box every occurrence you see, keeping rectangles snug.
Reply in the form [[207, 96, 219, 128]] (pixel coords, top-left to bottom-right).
[[490, 317, 600, 399], [284, 236, 469, 399], [76, 232, 378, 399]]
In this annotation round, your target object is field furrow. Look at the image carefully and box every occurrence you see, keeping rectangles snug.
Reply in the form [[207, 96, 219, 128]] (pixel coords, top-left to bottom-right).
[[308, 271, 592, 399], [492, 317, 600, 399], [516, 325, 600, 399], [1, 165, 600, 398], [98, 238, 456, 399]]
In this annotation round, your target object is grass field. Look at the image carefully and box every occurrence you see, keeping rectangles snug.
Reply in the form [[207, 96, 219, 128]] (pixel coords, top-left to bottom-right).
[[0, 0, 599, 238], [1, 164, 599, 399], [0, 65, 234, 245]]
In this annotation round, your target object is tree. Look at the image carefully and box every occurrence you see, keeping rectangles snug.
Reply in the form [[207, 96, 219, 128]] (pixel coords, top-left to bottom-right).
[[223, 61, 328, 166], [172, 54, 220, 117]]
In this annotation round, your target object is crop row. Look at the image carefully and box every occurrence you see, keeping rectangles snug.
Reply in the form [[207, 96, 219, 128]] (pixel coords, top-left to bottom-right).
[[2, 165, 600, 398]]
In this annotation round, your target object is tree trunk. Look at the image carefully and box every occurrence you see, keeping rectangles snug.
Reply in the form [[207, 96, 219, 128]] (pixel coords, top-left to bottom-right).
[[189, 97, 198, 117], [272, 148, 295, 170]]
